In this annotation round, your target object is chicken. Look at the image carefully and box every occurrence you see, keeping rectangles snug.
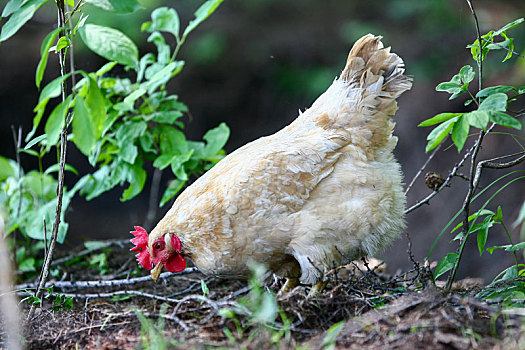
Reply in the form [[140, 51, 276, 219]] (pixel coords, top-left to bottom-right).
[[130, 34, 412, 293]]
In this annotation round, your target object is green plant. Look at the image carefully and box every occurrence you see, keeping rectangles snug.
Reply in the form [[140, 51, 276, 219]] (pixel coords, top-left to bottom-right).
[[135, 304, 173, 350], [0, 0, 227, 289], [218, 262, 292, 347], [20, 286, 74, 312], [417, 8, 525, 296]]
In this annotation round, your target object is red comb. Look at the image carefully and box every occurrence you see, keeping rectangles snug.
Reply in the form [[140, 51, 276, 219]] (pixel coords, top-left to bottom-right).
[[130, 226, 153, 270]]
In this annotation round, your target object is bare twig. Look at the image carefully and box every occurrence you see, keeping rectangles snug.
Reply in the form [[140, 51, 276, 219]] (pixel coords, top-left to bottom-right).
[[16, 268, 199, 291], [20, 289, 184, 303], [405, 142, 474, 214], [405, 123, 497, 215], [471, 151, 525, 192], [404, 143, 442, 196]]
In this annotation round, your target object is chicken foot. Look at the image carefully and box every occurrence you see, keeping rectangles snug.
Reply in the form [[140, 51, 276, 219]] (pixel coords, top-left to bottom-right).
[[307, 280, 327, 297]]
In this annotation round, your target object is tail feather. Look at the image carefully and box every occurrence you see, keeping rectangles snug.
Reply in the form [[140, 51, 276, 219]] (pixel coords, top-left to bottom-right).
[[341, 34, 412, 97], [308, 34, 412, 155]]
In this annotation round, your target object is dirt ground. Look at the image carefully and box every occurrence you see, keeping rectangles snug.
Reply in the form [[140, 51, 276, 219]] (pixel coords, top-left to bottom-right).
[[3, 242, 525, 349]]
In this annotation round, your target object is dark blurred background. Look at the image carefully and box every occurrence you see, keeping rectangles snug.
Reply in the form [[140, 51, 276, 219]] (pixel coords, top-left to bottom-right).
[[1, 0, 524, 282]]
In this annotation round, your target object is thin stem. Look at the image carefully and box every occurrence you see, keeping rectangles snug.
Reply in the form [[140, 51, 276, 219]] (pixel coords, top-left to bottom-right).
[[27, 0, 69, 321], [404, 143, 442, 196], [445, 0, 485, 292], [465, 0, 483, 91], [67, 2, 76, 88], [499, 219, 519, 269]]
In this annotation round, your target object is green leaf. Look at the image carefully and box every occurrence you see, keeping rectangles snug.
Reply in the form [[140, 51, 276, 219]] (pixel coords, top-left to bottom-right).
[[477, 216, 492, 255], [201, 280, 209, 296], [182, 0, 224, 39], [2, 0, 27, 17], [85, 77, 107, 138], [489, 112, 522, 129], [494, 18, 524, 36], [478, 92, 508, 112], [116, 121, 146, 164], [121, 160, 146, 201], [425, 118, 457, 153], [36, 27, 63, 89], [0, 0, 49, 42], [29, 73, 72, 141], [122, 87, 146, 109], [85, 0, 142, 13], [450, 209, 494, 234], [96, 61, 118, 76], [24, 134, 46, 150], [72, 96, 97, 155], [79, 24, 138, 68], [322, 320, 345, 350], [160, 179, 185, 206], [158, 126, 188, 154], [201, 122, 230, 159], [149, 110, 183, 124], [153, 154, 175, 170], [55, 36, 70, 52], [451, 115, 470, 152], [494, 206, 503, 222], [44, 163, 78, 175], [434, 253, 458, 279], [170, 152, 193, 177], [45, 95, 72, 146], [119, 142, 138, 164], [418, 113, 462, 127], [144, 61, 184, 93], [435, 82, 461, 94], [459, 65, 475, 84], [73, 13, 88, 36], [476, 85, 516, 98], [148, 32, 170, 64], [18, 258, 36, 272], [0, 156, 15, 181], [139, 133, 155, 153], [465, 111, 489, 130], [146, 7, 180, 38]]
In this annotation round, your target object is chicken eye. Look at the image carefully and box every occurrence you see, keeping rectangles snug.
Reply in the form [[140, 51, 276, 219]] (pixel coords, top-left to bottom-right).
[[153, 241, 165, 251]]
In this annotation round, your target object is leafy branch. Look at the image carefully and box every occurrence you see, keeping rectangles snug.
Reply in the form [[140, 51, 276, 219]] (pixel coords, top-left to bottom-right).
[[408, 2, 525, 295]]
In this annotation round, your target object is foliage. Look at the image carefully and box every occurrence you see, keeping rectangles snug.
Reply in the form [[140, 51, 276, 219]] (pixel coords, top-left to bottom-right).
[[0, 0, 228, 270], [419, 18, 524, 154], [424, 16, 525, 304], [218, 263, 292, 347], [135, 304, 176, 350], [21, 286, 74, 312]]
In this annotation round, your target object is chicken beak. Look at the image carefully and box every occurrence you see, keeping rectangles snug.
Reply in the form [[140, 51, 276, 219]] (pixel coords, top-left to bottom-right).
[[151, 263, 163, 282]]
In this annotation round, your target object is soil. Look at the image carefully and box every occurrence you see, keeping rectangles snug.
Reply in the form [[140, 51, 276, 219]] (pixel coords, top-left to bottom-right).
[[3, 242, 525, 349]]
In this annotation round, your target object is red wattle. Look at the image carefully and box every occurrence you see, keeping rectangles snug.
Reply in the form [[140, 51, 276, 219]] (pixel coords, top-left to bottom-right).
[[164, 254, 186, 273]]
